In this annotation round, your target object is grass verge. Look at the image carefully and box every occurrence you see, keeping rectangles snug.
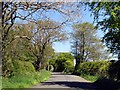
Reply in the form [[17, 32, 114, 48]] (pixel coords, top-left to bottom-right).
[[2, 70, 51, 88], [80, 74, 99, 82], [0, 76, 2, 90]]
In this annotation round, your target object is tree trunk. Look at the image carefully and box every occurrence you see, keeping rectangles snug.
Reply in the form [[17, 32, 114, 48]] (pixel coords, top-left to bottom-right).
[[75, 55, 80, 70], [34, 58, 42, 71]]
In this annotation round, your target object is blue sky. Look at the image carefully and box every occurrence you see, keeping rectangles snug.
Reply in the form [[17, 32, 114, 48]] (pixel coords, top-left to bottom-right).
[[52, 7, 104, 52]]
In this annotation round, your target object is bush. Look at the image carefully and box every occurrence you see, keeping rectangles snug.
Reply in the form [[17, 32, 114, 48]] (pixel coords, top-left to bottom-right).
[[99, 62, 112, 77], [51, 52, 74, 73], [64, 60, 74, 73], [81, 74, 99, 82], [76, 61, 112, 77], [12, 60, 35, 75], [55, 59, 66, 72]]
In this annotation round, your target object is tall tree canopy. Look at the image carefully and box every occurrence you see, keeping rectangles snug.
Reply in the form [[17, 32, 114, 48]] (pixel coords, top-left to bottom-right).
[[30, 20, 66, 71], [86, 2, 120, 59], [71, 22, 108, 69]]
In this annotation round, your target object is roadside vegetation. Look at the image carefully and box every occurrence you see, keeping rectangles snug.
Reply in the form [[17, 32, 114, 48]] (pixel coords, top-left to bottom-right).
[[3, 70, 50, 88], [74, 61, 112, 81], [0, 76, 1, 90], [2, 60, 50, 88], [74, 60, 120, 90], [49, 52, 74, 74], [1, 2, 120, 90]]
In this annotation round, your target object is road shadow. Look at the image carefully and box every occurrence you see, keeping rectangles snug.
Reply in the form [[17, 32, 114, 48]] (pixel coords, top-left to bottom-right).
[[41, 81, 101, 90], [94, 78, 120, 90]]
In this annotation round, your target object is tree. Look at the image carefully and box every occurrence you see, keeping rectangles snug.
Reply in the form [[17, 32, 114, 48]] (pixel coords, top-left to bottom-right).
[[40, 45, 55, 69], [29, 20, 66, 71], [2, 24, 35, 76], [86, 2, 120, 59], [71, 22, 106, 70]]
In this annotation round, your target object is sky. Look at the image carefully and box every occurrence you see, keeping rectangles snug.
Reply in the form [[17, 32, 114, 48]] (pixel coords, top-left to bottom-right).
[[52, 6, 104, 53]]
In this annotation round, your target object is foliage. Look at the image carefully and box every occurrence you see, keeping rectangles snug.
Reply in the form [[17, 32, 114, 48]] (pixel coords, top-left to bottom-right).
[[80, 74, 99, 82], [86, 3, 120, 89], [86, 2, 120, 56], [31, 20, 66, 71], [75, 61, 112, 77], [49, 52, 74, 73], [2, 52, 51, 88], [2, 24, 35, 76], [0, 76, 1, 90], [12, 60, 36, 76], [99, 62, 111, 77], [2, 20, 64, 76], [64, 60, 74, 73], [55, 59, 66, 72], [2, 70, 50, 88]]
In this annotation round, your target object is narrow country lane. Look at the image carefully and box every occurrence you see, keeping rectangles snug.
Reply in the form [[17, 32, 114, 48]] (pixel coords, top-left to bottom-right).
[[32, 72, 100, 90]]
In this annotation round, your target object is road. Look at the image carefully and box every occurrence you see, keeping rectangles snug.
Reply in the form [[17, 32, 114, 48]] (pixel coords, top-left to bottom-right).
[[32, 72, 100, 90]]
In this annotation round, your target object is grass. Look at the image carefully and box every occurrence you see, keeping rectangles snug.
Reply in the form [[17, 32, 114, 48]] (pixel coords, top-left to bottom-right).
[[2, 70, 51, 88], [80, 74, 99, 82], [0, 76, 2, 90]]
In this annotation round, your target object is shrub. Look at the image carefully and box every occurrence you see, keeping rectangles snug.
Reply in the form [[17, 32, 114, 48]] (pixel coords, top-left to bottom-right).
[[64, 60, 74, 73], [12, 60, 35, 75], [54, 59, 66, 72], [76, 61, 111, 77], [99, 62, 112, 78], [51, 52, 74, 73]]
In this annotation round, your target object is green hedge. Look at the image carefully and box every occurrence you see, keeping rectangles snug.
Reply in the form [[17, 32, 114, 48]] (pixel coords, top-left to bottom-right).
[[76, 61, 112, 77], [50, 53, 74, 73], [64, 60, 74, 74]]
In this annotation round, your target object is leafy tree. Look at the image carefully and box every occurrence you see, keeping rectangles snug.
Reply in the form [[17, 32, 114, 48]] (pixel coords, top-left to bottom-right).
[[30, 20, 66, 71], [41, 45, 55, 69], [86, 3, 120, 83], [2, 24, 35, 76], [71, 22, 107, 70], [86, 2, 120, 59]]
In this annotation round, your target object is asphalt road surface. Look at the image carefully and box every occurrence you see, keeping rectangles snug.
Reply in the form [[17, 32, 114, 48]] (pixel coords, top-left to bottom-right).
[[32, 72, 100, 90]]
